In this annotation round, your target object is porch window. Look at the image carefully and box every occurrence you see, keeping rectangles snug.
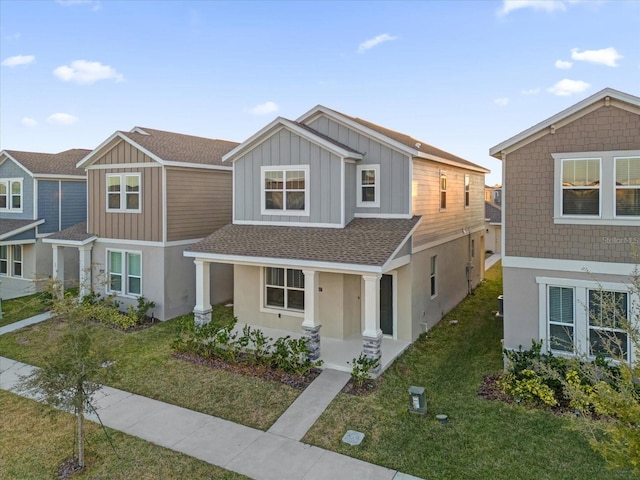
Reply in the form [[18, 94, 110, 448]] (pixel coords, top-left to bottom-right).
[[357, 164, 380, 208], [615, 157, 640, 216], [107, 250, 142, 296], [588, 290, 629, 361], [561, 158, 600, 216], [440, 172, 447, 210], [261, 166, 309, 216], [0, 178, 23, 212], [548, 286, 574, 353], [264, 267, 304, 311], [106, 173, 141, 212]]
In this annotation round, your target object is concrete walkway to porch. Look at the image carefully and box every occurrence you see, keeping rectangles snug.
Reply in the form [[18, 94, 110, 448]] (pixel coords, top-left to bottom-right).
[[485, 252, 501, 271]]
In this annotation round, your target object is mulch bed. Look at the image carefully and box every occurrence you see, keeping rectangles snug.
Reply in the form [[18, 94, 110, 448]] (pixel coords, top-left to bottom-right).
[[57, 457, 86, 478], [477, 374, 512, 403], [341, 378, 382, 396], [174, 352, 321, 390]]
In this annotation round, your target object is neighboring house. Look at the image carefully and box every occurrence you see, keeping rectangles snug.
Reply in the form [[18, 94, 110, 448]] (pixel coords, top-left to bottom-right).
[[484, 185, 501, 205], [45, 127, 239, 320], [0, 149, 89, 298], [484, 201, 502, 254], [489, 88, 640, 363], [185, 105, 489, 371]]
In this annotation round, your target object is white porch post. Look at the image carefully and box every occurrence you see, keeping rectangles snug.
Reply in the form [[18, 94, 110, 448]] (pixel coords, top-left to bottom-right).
[[78, 245, 92, 298], [302, 269, 321, 360], [52, 245, 64, 297], [362, 273, 382, 372], [193, 259, 212, 325]]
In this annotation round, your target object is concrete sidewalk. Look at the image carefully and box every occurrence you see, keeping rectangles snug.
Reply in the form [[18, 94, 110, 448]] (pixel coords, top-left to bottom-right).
[[485, 253, 501, 271], [0, 356, 421, 480], [0, 311, 52, 336]]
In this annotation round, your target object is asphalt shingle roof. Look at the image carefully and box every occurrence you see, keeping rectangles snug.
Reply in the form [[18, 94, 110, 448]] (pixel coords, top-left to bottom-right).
[[187, 217, 421, 267], [119, 127, 240, 166], [45, 222, 95, 242], [485, 202, 502, 224], [3, 149, 90, 176], [0, 219, 41, 239]]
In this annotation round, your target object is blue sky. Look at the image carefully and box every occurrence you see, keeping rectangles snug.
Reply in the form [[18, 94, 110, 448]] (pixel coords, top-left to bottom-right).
[[1, 0, 638, 186]]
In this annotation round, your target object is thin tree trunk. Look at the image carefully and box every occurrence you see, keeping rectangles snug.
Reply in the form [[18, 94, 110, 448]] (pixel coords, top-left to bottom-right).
[[77, 393, 84, 468]]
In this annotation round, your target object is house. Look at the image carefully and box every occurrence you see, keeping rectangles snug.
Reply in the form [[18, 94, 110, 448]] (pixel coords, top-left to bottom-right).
[[45, 127, 239, 320], [489, 88, 640, 362], [484, 185, 501, 205], [0, 148, 89, 299], [185, 105, 489, 371], [484, 201, 502, 254]]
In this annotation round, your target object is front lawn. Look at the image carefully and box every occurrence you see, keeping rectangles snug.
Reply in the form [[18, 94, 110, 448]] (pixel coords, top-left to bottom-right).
[[0, 390, 248, 479], [0, 308, 300, 430], [303, 263, 633, 480], [0, 292, 49, 328]]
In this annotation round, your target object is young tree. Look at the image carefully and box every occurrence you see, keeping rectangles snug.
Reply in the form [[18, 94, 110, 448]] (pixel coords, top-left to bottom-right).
[[19, 286, 115, 470]]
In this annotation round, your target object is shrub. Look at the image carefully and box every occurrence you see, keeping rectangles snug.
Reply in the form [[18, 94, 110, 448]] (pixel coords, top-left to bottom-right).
[[349, 353, 380, 387]]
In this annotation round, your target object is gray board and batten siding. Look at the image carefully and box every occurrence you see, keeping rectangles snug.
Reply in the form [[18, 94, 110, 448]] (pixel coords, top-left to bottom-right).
[[306, 115, 412, 216], [0, 159, 34, 221], [233, 128, 343, 225]]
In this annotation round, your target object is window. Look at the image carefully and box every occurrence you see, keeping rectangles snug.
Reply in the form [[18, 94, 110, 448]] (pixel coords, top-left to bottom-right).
[[615, 157, 640, 217], [0, 245, 7, 275], [588, 290, 629, 361], [0, 178, 23, 212], [430, 255, 437, 297], [561, 158, 600, 216], [107, 250, 142, 296], [440, 173, 447, 210], [464, 175, 470, 208], [264, 267, 304, 311], [357, 164, 380, 208], [471, 239, 475, 258], [553, 150, 640, 225], [106, 173, 141, 212], [0, 245, 23, 277], [261, 166, 309, 216], [548, 286, 574, 353]]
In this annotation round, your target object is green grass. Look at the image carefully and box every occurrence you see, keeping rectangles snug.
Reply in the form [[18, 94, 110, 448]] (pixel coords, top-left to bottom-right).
[[0, 390, 248, 479], [0, 292, 49, 328], [0, 308, 300, 430], [303, 263, 634, 480]]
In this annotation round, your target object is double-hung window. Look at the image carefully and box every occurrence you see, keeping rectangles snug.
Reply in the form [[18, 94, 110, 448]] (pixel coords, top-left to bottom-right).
[[548, 286, 575, 353], [464, 174, 470, 208], [0, 178, 23, 212], [615, 157, 640, 217], [0, 245, 8, 275], [440, 173, 447, 210], [264, 267, 304, 311], [357, 164, 380, 208], [0, 245, 23, 277], [561, 158, 600, 216], [588, 290, 629, 361], [261, 166, 309, 216], [106, 173, 141, 212], [107, 250, 142, 296]]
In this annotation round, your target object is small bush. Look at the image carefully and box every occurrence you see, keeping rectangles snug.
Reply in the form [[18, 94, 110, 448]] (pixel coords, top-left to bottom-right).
[[349, 353, 380, 387]]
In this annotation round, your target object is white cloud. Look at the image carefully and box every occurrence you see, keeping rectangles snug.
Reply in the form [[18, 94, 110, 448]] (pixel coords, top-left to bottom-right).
[[1, 54, 35, 67], [494, 97, 509, 107], [46, 113, 78, 126], [521, 87, 541, 95], [56, 0, 101, 10], [247, 101, 279, 116], [555, 59, 573, 69], [547, 79, 590, 96], [53, 60, 123, 85], [499, 0, 570, 15], [357, 33, 398, 54], [570, 47, 622, 67], [21, 117, 38, 127]]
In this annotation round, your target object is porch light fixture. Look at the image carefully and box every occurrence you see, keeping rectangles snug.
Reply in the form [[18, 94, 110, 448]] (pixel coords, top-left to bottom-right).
[[408, 386, 426, 415]]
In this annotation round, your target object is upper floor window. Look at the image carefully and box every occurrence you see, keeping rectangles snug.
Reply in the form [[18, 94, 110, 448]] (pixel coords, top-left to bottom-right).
[[357, 164, 380, 208], [107, 249, 142, 296], [261, 166, 309, 216], [0, 178, 23, 212], [553, 150, 640, 226], [615, 157, 640, 217], [440, 173, 447, 210], [464, 174, 470, 208], [107, 173, 141, 213]]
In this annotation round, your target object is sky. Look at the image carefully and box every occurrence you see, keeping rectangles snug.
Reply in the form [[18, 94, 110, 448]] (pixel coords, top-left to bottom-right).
[[1, 0, 639, 186]]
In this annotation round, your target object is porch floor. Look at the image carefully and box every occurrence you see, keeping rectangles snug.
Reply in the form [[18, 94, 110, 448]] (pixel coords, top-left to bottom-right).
[[233, 323, 411, 374]]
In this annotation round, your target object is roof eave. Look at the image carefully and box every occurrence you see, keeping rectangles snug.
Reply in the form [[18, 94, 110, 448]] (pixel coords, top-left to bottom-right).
[[0, 219, 45, 240], [414, 152, 490, 173]]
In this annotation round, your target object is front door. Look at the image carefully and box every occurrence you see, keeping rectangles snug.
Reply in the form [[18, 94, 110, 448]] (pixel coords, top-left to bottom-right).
[[380, 274, 393, 336]]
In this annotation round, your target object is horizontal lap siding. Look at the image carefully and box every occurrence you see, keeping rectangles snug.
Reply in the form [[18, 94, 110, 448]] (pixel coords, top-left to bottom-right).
[[166, 168, 232, 241], [412, 160, 485, 248], [505, 105, 640, 262], [0, 159, 34, 221]]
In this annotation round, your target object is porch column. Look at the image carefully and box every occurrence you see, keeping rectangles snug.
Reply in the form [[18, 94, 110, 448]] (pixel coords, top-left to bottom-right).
[[193, 259, 212, 325], [52, 245, 64, 298], [302, 269, 321, 360], [362, 273, 382, 373], [78, 245, 92, 298]]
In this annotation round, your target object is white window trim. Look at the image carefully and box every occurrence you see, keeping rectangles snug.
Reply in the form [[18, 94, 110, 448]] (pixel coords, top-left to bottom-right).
[[439, 171, 447, 211], [553, 150, 640, 226], [356, 164, 380, 208], [464, 174, 470, 208], [537, 276, 637, 363], [106, 249, 142, 298], [259, 266, 305, 318], [106, 173, 142, 213], [0, 178, 24, 213], [614, 155, 640, 219], [260, 165, 310, 217], [430, 255, 437, 298], [0, 244, 23, 278]]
